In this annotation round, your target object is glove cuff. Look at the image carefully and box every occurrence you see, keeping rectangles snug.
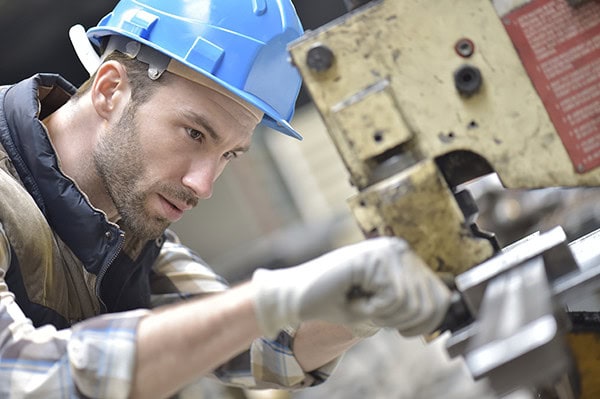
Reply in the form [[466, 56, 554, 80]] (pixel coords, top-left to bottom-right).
[[251, 268, 300, 339]]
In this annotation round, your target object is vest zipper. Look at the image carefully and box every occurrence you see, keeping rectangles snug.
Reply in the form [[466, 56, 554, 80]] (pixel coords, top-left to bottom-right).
[[95, 232, 125, 312]]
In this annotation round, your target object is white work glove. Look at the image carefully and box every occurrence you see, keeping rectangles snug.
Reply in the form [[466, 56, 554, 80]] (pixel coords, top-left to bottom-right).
[[251, 236, 451, 339]]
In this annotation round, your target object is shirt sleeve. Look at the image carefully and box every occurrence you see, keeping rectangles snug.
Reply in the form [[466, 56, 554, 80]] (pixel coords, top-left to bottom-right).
[[152, 230, 340, 390], [227, 328, 341, 390], [0, 223, 149, 399], [149, 229, 229, 307]]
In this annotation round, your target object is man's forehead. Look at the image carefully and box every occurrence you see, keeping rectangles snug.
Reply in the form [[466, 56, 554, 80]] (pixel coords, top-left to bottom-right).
[[166, 60, 264, 124]]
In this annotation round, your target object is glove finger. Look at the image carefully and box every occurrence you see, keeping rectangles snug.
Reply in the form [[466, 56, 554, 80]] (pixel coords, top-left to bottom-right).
[[366, 255, 425, 323], [399, 300, 447, 337], [348, 272, 414, 321], [372, 257, 450, 331], [344, 251, 404, 314], [371, 278, 426, 327], [388, 274, 451, 335]]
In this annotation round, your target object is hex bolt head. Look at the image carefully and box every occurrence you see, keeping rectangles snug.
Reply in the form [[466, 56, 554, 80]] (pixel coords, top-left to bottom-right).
[[454, 65, 483, 96], [306, 44, 335, 72]]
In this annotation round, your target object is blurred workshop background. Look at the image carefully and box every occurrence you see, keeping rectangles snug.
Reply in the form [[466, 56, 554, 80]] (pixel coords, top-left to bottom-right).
[[2, 1, 600, 399]]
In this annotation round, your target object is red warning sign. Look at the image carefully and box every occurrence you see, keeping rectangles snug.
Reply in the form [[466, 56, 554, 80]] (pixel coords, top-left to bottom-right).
[[502, 0, 600, 173]]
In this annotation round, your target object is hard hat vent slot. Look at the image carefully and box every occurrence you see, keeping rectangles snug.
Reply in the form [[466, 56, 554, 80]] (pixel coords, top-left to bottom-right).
[[122, 9, 159, 40], [253, 0, 268, 15], [186, 37, 225, 74]]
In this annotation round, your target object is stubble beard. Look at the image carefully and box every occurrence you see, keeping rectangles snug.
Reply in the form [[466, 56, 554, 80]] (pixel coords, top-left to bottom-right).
[[93, 103, 170, 241]]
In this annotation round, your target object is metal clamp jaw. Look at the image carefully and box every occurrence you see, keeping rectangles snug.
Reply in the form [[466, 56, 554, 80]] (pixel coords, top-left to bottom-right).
[[441, 227, 600, 397]]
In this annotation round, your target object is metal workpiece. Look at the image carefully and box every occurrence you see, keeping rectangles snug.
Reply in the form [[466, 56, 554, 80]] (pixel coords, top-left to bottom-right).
[[445, 227, 600, 333], [348, 159, 495, 276], [464, 259, 574, 396], [288, 0, 600, 190], [443, 226, 600, 397], [455, 227, 575, 315], [566, 229, 600, 274], [553, 229, 600, 307]]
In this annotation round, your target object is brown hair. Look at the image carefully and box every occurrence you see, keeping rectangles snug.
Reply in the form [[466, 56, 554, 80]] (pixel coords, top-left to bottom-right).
[[73, 51, 167, 104]]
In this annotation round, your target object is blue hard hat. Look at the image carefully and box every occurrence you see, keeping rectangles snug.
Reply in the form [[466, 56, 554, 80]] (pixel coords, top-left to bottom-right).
[[86, 0, 304, 139]]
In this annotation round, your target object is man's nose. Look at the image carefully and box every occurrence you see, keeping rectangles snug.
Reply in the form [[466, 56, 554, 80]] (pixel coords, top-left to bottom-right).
[[182, 162, 219, 200]]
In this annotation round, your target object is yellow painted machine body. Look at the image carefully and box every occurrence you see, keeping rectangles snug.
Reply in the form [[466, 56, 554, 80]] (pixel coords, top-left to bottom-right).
[[289, 0, 600, 275], [289, 0, 600, 396]]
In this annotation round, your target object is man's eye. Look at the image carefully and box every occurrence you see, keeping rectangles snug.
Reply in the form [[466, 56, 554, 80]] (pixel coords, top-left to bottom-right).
[[223, 151, 239, 161], [187, 128, 204, 142]]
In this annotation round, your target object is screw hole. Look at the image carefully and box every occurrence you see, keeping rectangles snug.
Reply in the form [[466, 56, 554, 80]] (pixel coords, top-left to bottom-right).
[[438, 131, 455, 143], [373, 131, 384, 143]]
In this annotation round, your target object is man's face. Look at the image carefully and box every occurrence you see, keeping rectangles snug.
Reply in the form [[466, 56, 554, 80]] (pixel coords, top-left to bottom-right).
[[93, 72, 258, 240]]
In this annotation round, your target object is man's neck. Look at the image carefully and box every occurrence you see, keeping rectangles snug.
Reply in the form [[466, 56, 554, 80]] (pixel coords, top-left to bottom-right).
[[42, 97, 119, 220]]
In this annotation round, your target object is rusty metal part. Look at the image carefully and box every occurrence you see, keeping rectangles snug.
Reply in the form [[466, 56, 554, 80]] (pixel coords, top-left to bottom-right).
[[348, 160, 495, 275]]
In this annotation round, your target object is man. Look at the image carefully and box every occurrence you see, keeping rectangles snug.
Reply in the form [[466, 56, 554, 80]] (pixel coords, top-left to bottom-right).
[[0, 1, 451, 398]]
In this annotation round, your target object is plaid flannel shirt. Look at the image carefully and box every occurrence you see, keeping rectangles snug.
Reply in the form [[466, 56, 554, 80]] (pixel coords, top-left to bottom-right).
[[0, 227, 337, 398], [0, 74, 338, 398]]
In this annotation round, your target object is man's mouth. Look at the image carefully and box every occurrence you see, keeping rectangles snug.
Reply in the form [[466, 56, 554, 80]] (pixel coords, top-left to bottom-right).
[[157, 194, 187, 222]]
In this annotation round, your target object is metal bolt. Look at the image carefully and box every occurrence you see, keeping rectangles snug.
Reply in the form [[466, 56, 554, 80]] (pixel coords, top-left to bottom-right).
[[306, 44, 335, 72], [455, 38, 475, 58], [148, 67, 161, 80], [454, 64, 483, 96]]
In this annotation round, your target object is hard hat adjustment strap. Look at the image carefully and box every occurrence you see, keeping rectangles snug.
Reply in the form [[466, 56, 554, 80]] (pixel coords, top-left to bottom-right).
[[104, 35, 170, 80], [69, 25, 101, 76]]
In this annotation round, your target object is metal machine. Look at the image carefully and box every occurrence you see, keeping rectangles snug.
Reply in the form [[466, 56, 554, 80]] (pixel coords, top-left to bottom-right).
[[288, 0, 600, 397]]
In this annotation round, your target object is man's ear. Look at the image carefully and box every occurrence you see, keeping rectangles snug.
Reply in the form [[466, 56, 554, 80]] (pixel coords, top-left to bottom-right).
[[90, 60, 131, 121]]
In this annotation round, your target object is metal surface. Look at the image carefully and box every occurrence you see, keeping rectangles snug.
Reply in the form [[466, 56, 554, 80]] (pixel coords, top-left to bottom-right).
[[348, 160, 495, 276], [289, 0, 600, 191], [554, 229, 600, 306], [464, 259, 573, 396], [455, 227, 576, 315], [289, 0, 600, 397], [289, 0, 600, 276], [444, 227, 600, 397]]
